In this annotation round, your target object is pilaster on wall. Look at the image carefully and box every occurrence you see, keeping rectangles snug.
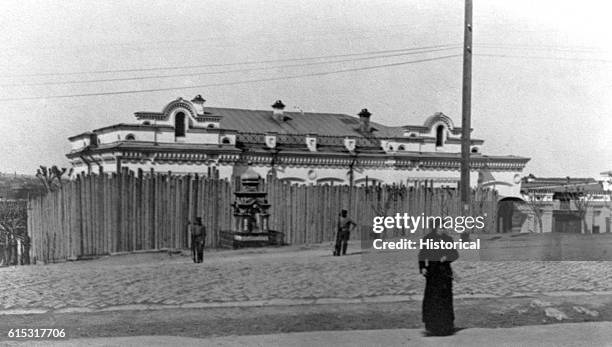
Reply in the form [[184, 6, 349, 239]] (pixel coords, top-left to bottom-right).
[[519, 214, 534, 233], [585, 208, 595, 234], [541, 204, 554, 233]]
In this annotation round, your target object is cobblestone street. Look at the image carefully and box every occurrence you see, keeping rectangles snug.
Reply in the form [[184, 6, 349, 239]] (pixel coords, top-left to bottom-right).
[[1, 242, 611, 311]]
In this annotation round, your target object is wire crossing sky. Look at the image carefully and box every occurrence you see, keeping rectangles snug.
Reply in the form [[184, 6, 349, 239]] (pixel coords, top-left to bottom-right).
[[0, 54, 462, 101], [0, 46, 462, 87], [0, 44, 462, 78]]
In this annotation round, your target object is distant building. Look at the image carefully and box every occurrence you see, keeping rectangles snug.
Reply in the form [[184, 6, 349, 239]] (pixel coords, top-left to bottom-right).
[[600, 170, 612, 191], [513, 175, 612, 234], [66, 96, 529, 197], [521, 175, 605, 201], [0, 173, 45, 200]]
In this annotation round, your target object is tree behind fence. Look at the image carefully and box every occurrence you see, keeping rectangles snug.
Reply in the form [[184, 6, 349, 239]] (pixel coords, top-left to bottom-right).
[[27, 171, 497, 263]]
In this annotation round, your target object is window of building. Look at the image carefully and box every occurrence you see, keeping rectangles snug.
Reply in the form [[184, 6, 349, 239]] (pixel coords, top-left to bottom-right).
[[471, 147, 479, 153], [125, 133, 136, 141], [142, 121, 151, 125], [90, 134, 99, 147], [316, 177, 345, 185], [175, 112, 186, 137], [436, 125, 445, 147], [221, 137, 231, 144], [207, 124, 216, 128], [279, 177, 305, 184], [398, 145, 405, 151]]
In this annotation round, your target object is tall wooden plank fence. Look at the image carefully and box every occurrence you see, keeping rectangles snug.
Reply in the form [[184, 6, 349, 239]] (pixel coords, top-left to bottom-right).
[[28, 171, 498, 263]]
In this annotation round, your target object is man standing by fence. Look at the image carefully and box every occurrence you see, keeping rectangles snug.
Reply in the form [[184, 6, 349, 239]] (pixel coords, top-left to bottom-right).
[[334, 209, 356, 256], [20, 234, 30, 265], [191, 217, 206, 263], [8, 234, 18, 266], [0, 233, 6, 266]]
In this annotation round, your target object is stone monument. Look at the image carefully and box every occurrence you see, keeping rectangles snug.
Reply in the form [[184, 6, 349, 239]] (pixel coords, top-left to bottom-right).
[[220, 166, 284, 248]]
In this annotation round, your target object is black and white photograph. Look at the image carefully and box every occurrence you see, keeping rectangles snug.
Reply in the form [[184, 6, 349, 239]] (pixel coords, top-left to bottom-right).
[[0, 0, 611, 346]]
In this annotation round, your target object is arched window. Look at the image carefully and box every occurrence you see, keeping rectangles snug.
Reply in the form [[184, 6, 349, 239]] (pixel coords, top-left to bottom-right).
[[221, 137, 231, 144], [471, 147, 479, 154], [279, 177, 306, 184], [398, 145, 405, 151], [125, 133, 136, 141], [316, 177, 345, 185], [436, 125, 445, 147], [142, 121, 151, 125], [175, 112, 186, 137], [207, 124, 216, 128]]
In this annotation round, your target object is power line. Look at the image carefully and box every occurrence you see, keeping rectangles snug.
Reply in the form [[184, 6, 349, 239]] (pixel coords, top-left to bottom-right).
[[5, 21, 460, 53], [475, 53, 612, 63], [5, 42, 600, 82], [475, 43, 606, 53], [0, 54, 461, 102], [0, 44, 461, 78], [1, 47, 461, 88]]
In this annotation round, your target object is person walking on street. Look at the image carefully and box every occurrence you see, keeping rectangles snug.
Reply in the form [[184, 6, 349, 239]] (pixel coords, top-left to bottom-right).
[[20, 234, 30, 265], [334, 209, 356, 256], [191, 217, 206, 263], [8, 234, 18, 266], [418, 228, 459, 336], [0, 233, 7, 266]]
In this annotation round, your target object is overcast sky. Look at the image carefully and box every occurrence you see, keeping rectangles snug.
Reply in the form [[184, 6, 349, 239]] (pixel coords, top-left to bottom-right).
[[1, 0, 610, 177]]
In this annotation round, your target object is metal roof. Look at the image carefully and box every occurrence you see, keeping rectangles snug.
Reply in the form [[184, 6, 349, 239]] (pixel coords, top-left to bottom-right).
[[205, 107, 391, 137], [130, 106, 485, 142]]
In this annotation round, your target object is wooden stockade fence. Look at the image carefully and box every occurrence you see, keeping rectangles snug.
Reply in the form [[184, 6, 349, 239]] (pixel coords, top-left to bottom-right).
[[27, 170, 498, 263]]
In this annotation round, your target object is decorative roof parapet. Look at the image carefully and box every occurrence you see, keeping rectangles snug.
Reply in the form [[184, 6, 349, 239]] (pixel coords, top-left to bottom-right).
[[162, 97, 197, 118], [194, 115, 223, 122], [236, 132, 381, 149], [423, 112, 455, 130], [134, 112, 165, 120]]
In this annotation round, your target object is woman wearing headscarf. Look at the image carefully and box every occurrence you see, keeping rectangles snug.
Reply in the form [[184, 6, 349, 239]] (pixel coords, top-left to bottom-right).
[[418, 228, 459, 336]]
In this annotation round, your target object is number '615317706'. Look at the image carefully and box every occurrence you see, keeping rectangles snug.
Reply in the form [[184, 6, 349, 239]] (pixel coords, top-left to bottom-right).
[[8, 328, 66, 338]]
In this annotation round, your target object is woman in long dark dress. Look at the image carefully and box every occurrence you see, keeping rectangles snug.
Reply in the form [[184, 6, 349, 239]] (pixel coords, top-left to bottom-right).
[[418, 229, 459, 336]]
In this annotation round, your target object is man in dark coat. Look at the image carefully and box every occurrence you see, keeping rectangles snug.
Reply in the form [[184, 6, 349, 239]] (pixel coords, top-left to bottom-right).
[[0, 233, 6, 266], [20, 234, 30, 265], [191, 217, 206, 263], [8, 235, 18, 266], [334, 209, 356, 256], [418, 228, 459, 336]]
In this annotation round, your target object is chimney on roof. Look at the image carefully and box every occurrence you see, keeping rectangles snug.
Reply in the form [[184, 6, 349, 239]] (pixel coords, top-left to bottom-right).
[[358, 108, 372, 133], [272, 100, 286, 122], [191, 95, 206, 115]]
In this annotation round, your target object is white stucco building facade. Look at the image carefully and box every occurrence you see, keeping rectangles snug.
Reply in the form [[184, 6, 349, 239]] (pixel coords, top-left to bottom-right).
[[67, 96, 529, 198]]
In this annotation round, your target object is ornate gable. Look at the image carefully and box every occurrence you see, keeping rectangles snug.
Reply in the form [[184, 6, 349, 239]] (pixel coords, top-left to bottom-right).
[[162, 98, 198, 119], [423, 112, 455, 132]]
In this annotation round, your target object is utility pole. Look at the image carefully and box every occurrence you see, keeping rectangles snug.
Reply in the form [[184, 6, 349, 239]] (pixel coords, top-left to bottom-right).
[[460, 0, 473, 210]]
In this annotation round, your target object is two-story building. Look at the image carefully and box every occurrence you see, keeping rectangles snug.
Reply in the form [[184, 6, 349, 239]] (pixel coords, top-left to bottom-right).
[[67, 95, 529, 197]]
